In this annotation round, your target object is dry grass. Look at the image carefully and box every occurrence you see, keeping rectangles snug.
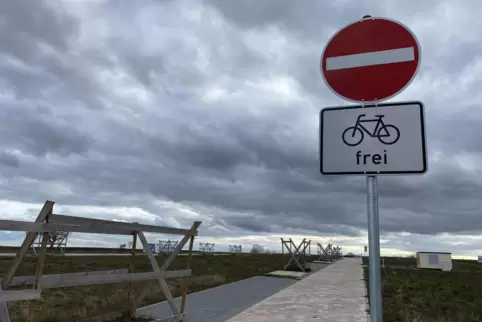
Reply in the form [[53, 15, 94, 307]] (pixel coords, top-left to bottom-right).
[[363, 256, 482, 321], [0, 253, 295, 322]]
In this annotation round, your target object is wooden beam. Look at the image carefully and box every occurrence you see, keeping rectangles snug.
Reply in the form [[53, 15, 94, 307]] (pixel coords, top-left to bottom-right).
[[1, 201, 54, 290], [3, 269, 128, 287], [283, 238, 306, 272], [137, 231, 180, 316], [28, 222, 50, 322], [130, 221, 202, 314], [160, 221, 202, 271], [0, 289, 10, 322], [180, 235, 195, 313], [50, 215, 198, 236], [0, 269, 190, 289], [0, 219, 198, 237], [127, 232, 138, 318], [0, 290, 41, 302]]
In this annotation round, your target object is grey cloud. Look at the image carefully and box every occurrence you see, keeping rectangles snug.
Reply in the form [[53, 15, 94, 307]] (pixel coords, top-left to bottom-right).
[[1, 0, 482, 256], [0, 103, 92, 157], [0, 1, 77, 75], [228, 218, 270, 233], [0, 2, 107, 110], [380, 232, 482, 255], [202, 0, 379, 39], [0, 151, 20, 168]]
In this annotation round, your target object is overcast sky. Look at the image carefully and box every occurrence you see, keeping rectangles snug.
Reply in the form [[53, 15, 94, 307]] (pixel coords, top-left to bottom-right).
[[1, 0, 482, 258]]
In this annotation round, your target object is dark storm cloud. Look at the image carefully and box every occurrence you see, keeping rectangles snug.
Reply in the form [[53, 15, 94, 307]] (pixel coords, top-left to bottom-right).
[[1, 0, 482, 254], [230, 219, 271, 233], [202, 0, 460, 100], [0, 152, 20, 168], [0, 2, 106, 109], [202, 0, 378, 38], [0, 102, 92, 157], [0, 2, 77, 54]]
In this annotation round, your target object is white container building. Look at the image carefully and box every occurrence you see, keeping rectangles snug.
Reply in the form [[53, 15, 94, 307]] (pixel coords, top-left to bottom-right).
[[416, 251, 452, 271]]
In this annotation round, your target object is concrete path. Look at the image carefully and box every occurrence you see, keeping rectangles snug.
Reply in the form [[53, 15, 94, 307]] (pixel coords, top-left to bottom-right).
[[226, 258, 368, 322], [136, 276, 297, 322]]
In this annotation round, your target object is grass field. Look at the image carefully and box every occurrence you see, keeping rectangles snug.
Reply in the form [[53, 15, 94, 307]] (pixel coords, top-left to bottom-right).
[[363, 256, 482, 321], [1, 253, 305, 322]]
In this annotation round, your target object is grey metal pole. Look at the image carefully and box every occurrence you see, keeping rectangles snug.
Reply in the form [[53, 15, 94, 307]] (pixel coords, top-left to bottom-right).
[[367, 175, 382, 322]]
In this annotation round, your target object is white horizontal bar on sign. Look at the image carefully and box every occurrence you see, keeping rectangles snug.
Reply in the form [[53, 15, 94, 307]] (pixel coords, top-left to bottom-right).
[[326, 47, 415, 70]]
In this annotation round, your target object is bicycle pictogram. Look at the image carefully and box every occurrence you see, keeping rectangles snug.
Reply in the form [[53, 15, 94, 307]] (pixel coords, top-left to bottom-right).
[[342, 114, 400, 147]]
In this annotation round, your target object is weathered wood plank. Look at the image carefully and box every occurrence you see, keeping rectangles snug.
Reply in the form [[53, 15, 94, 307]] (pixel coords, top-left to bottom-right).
[[0, 201, 54, 322], [28, 227, 50, 322], [130, 221, 201, 316], [50, 215, 198, 236], [180, 235, 195, 313], [0, 219, 198, 237], [137, 231, 180, 316], [0, 269, 190, 289], [3, 269, 128, 287], [0, 290, 41, 302], [0, 289, 10, 322], [1, 201, 54, 290]]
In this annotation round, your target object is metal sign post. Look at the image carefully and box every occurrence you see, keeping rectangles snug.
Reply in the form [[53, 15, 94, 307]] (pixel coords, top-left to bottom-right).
[[319, 14, 425, 322], [367, 175, 382, 321]]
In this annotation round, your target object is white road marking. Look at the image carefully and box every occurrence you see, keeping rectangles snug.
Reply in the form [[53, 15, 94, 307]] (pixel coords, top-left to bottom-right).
[[326, 47, 415, 71]]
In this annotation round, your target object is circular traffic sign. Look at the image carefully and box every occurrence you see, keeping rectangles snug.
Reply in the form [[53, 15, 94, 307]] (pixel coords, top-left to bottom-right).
[[320, 17, 421, 103]]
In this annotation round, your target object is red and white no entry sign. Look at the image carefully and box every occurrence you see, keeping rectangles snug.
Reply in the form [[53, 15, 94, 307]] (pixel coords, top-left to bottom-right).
[[320, 17, 421, 103]]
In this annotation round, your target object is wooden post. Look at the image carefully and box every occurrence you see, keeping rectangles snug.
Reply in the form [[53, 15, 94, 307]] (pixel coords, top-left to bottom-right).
[[27, 219, 50, 322], [0, 201, 53, 322], [1, 201, 54, 290], [137, 231, 180, 316], [130, 221, 201, 316], [127, 232, 138, 318], [180, 235, 195, 314]]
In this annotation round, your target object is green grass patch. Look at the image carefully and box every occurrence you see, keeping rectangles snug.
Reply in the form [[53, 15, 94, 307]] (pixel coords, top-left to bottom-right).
[[364, 257, 482, 321], [0, 253, 292, 322]]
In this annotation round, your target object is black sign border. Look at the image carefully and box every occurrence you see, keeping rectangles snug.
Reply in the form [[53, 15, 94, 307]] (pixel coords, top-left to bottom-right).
[[319, 101, 427, 175]]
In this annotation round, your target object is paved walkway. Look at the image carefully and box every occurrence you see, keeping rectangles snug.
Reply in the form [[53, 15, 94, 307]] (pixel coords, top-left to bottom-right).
[[136, 276, 297, 322], [226, 258, 368, 322]]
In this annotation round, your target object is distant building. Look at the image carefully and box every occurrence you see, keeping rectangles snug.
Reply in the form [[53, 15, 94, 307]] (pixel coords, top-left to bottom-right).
[[478, 255, 482, 263], [416, 251, 452, 271]]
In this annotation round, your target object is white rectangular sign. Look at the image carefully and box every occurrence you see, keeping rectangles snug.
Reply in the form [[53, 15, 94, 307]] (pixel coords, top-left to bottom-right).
[[319, 101, 427, 175]]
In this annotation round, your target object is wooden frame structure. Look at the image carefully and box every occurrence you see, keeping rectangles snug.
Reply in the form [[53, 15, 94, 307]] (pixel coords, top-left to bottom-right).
[[332, 245, 342, 259], [0, 200, 202, 322], [317, 243, 342, 262], [199, 242, 214, 254], [228, 245, 242, 253], [30, 230, 69, 255], [158, 240, 179, 255], [281, 238, 311, 272], [317, 243, 333, 261]]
